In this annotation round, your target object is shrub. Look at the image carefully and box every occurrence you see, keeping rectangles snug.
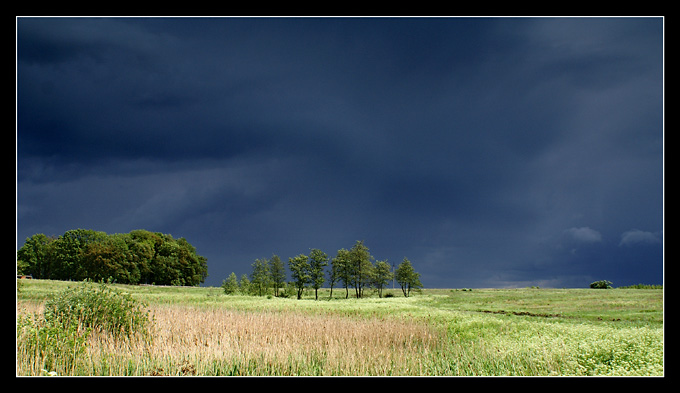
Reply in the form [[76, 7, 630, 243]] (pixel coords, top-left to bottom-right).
[[590, 280, 613, 289], [43, 281, 151, 338], [17, 282, 153, 375]]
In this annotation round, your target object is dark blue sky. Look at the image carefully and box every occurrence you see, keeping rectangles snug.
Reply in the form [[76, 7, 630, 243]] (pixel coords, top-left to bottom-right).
[[16, 17, 664, 288]]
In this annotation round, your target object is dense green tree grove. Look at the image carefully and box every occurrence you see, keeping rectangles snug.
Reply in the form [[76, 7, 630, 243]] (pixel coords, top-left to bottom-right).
[[17, 229, 208, 286], [222, 240, 423, 299]]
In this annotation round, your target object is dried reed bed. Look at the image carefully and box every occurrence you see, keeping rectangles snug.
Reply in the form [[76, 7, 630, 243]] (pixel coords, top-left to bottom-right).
[[18, 300, 446, 375], [127, 305, 444, 375]]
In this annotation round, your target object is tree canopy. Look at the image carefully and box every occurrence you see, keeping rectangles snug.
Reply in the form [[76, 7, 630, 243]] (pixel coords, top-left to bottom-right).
[[17, 229, 208, 286]]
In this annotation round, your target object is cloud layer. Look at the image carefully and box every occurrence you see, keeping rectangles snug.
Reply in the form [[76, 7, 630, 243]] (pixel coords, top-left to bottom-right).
[[17, 17, 664, 288]]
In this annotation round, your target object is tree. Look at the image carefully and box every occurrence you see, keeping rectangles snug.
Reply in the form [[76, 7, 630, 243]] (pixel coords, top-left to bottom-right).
[[53, 229, 107, 281], [269, 254, 287, 297], [153, 235, 182, 285], [395, 257, 423, 297], [126, 230, 158, 284], [250, 257, 271, 296], [222, 272, 240, 294], [348, 240, 374, 298], [17, 233, 56, 278], [81, 233, 138, 284], [308, 249, 328, 300], [372, 260, 393, 298], [16, 229, 208, 286], [331, 248, 352, 299], [288, 254, 310, 300], [174, 237, 208, 286], [239, 274, 252, 295]]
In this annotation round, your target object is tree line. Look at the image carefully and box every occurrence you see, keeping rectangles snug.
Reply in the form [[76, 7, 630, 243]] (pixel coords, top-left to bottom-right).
[[222, 240, 423, 299], [17, 229, 208, 286]]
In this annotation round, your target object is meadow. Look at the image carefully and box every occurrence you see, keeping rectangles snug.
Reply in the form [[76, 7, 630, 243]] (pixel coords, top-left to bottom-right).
[[16, 279, 663, 376]]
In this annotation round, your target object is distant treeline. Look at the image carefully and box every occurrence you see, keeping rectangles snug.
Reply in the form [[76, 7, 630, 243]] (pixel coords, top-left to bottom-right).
[[222, 240, 423, 299], [17, 229, 208, 286]]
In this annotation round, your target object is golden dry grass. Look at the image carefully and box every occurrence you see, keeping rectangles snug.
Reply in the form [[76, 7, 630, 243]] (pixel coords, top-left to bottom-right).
[[18, 301, 446, 376], [138, 305, 443, 375]]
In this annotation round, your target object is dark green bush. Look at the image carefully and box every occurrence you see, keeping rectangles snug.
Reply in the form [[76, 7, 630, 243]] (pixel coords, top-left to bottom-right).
[[590, 280, 613, 289]]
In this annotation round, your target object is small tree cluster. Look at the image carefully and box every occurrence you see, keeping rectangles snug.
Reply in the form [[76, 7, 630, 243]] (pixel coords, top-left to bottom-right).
[[17, 229, 208, 286], [222, 240, 423, 299]]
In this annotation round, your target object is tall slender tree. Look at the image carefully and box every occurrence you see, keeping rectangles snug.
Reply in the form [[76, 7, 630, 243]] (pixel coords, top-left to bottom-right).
[[269, 254, 286, 297], [250, 257, 271, 296], [308, 249, 328, 300], [332, 248, 352, 299], [349, 240, 374, 298], [372, 260, 393, 298]]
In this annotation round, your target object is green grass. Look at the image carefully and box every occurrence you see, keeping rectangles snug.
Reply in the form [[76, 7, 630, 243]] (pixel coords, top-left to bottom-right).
[[426, 288, 663, 325], [16, 280, 664, 376]]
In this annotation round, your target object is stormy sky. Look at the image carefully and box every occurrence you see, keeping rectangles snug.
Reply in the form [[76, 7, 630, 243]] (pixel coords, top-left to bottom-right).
[[16, 17, 664, 288]]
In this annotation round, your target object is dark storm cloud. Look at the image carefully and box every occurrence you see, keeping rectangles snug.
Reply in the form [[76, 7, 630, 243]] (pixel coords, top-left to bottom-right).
[[16, 17, 663, 288]]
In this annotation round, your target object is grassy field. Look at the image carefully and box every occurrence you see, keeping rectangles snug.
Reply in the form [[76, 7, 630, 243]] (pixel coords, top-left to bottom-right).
[[16, 279, 664, 376]]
